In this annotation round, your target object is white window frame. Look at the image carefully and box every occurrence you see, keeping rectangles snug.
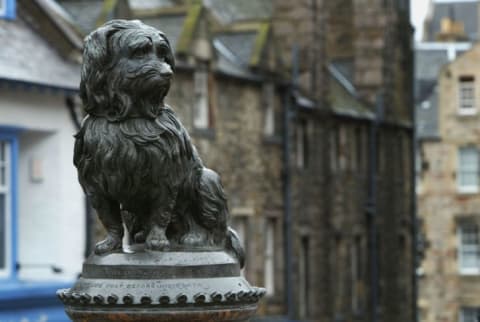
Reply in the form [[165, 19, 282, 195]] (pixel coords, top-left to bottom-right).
[[458, 76, 477, 116], [460, 307, 480, 322], [264, 218, 276, 296], [458, 147, 479, 194], [0, 140, 11, 279], [193, 67, 209, 129], [458, 223, 480, 275], [263, 83, 275, 137], [0, 0, 6, 17]]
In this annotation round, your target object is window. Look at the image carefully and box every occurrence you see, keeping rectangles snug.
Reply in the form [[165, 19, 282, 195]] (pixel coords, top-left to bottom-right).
[[263, 83, 275, 137], [296, 120, 308, 169], [264, 218, 276, 296], [458, 147, 479, 193], [0, 140, 11, 279], [330, 126, 338, 172], [416, 147, 422, 191], [351, 236, 363, 313], [458, 223, 480, 274], [0, 0, 5, 16], [354, 127, 363, 172], [459, 76, 476, 115], [193, 66, 210, 129], [460, 307, 480, 322], [299, 236, 310, 318]]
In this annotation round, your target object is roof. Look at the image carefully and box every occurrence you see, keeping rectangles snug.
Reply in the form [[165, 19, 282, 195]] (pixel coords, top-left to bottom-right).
[[142, 15, 186, 49], [328, 64, 374, 120], [425, 1, 479, 41], [203, 0, 273, 24], [0, 16, 80, 90], [213, 38, 261, 80], [214, 22, 270, 68], [414, 42, 471, 102], [56, 0, 105, 34], [128, 0, 174, 11], [415, 48, 449, 81]]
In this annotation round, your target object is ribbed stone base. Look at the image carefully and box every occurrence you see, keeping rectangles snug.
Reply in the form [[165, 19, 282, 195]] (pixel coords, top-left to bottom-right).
[[57, 248, 265, 322]]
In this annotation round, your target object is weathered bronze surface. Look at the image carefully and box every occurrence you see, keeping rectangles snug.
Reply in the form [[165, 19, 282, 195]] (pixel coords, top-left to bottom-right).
[[58, 19, 264, 322]]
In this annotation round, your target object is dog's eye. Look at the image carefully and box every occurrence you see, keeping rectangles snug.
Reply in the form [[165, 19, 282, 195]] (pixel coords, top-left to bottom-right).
[[131, 43, 152, 59], [157, 44, 169, 58]]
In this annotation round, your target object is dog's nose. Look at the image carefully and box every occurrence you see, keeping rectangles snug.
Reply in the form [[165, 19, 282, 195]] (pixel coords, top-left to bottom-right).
[[160, 65, 173, 78]]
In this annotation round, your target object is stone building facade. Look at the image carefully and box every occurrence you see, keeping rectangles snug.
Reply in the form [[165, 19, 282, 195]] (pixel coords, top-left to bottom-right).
[[54, 0, 415, 321], [417, 43, 480, 322], [415, 2, 480, 322]]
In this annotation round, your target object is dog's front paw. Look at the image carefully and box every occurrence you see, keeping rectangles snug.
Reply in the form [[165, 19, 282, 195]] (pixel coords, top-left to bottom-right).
[[145, 227, 170, 251], [181, 232, 206, 247], [95, 234, 122, 255]]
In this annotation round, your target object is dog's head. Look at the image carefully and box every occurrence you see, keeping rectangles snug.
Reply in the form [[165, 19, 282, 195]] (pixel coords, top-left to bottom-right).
[[80, 20, 175, 121]]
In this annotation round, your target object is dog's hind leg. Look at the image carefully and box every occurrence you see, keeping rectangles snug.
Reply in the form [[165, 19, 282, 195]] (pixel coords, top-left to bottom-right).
[[90, 196, 123, 255], [195, 168, 228, 245]]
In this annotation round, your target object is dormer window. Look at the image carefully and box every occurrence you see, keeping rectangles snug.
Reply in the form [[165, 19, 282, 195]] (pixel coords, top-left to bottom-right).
[[459, 76, 476, 115]]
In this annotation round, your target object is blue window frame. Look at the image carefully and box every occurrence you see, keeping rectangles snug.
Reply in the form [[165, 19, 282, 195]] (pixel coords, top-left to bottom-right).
[[0, 0, 16, 20]]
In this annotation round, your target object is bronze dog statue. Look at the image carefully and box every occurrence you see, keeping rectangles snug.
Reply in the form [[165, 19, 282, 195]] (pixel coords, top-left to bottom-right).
[[74, 20, 243, 265]]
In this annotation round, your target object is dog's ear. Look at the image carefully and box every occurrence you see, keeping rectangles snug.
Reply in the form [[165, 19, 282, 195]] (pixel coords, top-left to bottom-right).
[[160, 33, 175, 72], [80, 21, 127, 116]]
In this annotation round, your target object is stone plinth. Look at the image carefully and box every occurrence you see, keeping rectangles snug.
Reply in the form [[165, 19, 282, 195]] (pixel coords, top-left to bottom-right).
[[57, 248, 265, 322]]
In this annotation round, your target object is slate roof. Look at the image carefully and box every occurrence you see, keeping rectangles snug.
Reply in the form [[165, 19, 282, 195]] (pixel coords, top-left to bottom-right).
[[331, 58, 354, 85], [0, 16, 80, 90], [213, 38, 261, 80], [128, 0, 174, 11], [425, 1, 478, 41], [214, 32, 257, 67], [328, 64, 374, 120], [56, 0, 105, 34], [203, 0, 273, 24], [142, 15, 186, 50], [415, 48, 449, 81]]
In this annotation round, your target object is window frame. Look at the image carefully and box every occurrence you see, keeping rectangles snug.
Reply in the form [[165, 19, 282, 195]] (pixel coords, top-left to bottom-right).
[[0, 130, 18, 282], [0, 0, 6, 17], [460, 307, 480, 322], [263, 82, 275, 137], [458, 223, 480, 275], [458, 76, 477, 116], [193, 65, 210, 129], [458, 147, 479, 194], [264, 217, 276, 296]]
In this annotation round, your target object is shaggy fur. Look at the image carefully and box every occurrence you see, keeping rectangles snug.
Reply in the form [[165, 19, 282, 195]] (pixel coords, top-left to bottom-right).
[[74, 20, 243, 264]]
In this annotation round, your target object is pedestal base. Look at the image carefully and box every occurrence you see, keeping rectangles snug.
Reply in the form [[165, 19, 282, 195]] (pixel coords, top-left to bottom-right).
[[57, 248, 265, 322]]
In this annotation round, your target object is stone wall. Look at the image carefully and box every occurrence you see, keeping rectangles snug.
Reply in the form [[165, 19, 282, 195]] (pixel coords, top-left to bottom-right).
[[418, 43, 480, 322]]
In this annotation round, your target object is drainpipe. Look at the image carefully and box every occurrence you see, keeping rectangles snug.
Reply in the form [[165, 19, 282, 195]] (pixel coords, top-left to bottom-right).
[[282, 44, 299, 320], [367, 93, 382, 322], [410, 36, 418, 322]]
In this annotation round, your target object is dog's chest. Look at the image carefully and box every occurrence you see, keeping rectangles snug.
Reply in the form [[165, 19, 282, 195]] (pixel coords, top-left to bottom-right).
[[75, 116, 190, 201]]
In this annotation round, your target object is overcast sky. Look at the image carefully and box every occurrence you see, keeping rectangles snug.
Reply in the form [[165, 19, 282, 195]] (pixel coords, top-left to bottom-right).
[[411, 0, 430, 41]]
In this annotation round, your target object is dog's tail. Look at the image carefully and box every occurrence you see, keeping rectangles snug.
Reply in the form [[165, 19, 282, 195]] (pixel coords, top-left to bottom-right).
[[226, 227, 245, 269]]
